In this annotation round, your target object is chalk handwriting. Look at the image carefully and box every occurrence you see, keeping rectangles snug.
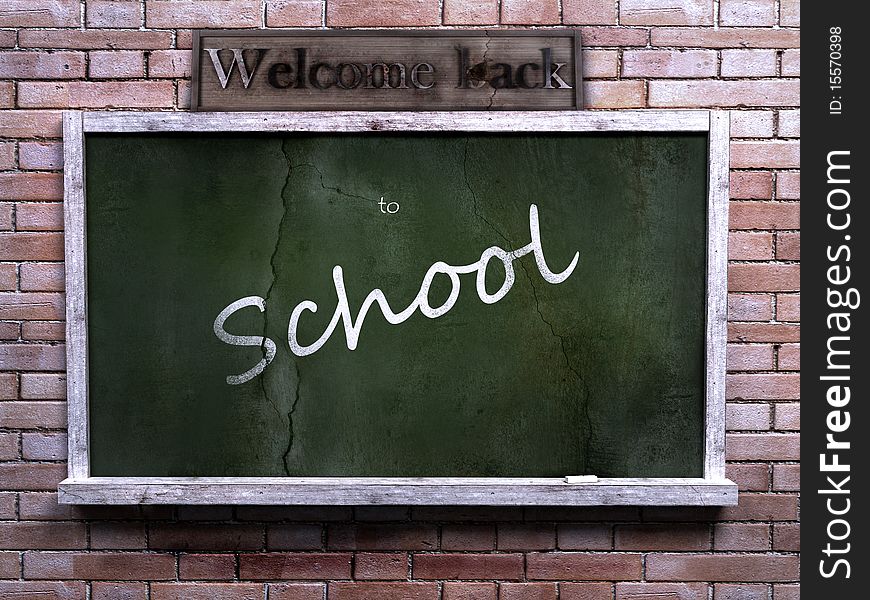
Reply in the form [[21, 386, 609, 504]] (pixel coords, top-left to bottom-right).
[[214, 204, 578, 385]]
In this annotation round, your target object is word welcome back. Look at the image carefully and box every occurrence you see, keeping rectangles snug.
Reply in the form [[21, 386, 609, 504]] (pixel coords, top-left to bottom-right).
[[213, 204, 579, 385]]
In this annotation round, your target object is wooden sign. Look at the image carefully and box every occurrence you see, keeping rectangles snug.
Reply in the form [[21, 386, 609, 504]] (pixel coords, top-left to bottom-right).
[[191, 30, 582, 111], [60, 110, 735, 506]]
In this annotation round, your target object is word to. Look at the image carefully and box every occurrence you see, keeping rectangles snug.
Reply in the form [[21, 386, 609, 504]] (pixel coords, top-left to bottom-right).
[[378, 197, 399, 214], [214, 204, 579, 385]]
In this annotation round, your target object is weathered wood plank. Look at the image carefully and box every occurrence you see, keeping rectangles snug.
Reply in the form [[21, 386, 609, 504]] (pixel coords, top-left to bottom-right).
[[82, 110, 712, 133], [59, 477, 738, 505]]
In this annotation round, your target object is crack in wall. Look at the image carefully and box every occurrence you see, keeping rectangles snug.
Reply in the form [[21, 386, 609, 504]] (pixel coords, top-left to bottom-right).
[[290, 161, 380, 205], [462, 139, 593, 473], [282, 359, 303, 475]]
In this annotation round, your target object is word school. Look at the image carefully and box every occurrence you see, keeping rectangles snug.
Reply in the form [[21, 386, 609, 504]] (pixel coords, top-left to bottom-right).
[[213, 204, 579, 385]]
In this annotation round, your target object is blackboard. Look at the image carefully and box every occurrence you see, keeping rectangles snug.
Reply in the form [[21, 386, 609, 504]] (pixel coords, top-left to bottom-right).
[[61, 111, 734, 505]]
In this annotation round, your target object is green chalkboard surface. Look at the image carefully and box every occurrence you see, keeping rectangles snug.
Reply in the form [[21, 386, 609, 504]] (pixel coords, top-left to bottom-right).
[[86, 131, 708, 478]]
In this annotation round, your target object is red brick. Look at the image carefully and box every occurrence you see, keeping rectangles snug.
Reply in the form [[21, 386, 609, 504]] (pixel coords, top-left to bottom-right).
[[18, 492, 78, 520], [0, 343, 65, 371], [267, 523, 322, 550], [329, 582, 438, 600], [727, 344, 774, 371], [152, 583, 264, 600], [730, 111, 775, 137], [524, 506, 639, 522], [149, 524, 264, 551], [720, 0, 776, 26], [0, 430, 17, 459], [0, 50, 85, 79], [782, 52, 800, 74], [0, 522, 86, 549], [22, 431, 67, 459], [726, 463, 769, 491], [0, 173, 63, 201], [732, 141, 800, 168], [616, 583, 708, 600], [149, 49, 191, 78], [726, 433, 800, 460], [266, 1, 323, 27], [0, 1, 80, 27], [0, 492, 15, 519], [559, 583, 612, 600], [177, 506, 233, 521], [18, 81, 175, 109], [719, 493, 798, 520], [563, 0, 618, 25], [774, 584, 799, 600], [0, 582, 87, 600], [772, 523, 799, 551], [777, 343, 799, 371], [499, 583, 557, 600], [0, 371, 16, 399], [731, 172, 773, 200], [556, 524, 611, 550], [650, 80, 798, 108], [0, 463, 66, 490], [414, 554, 523, 580], [0, 320, 20, 340], [621, 0, 713, 25], [16, 203, 64, 231], [0, 263, 13, 293], [0, 110, 63, 138], [328, 524, 437, 550], [714, 584, 768, 600], [0, 292, 64, 320], [236, 505, 351, 521], [651, 27, 799, 48], [443, 582, 497, 600], [729, 264, 799, 292], [0, 30, 13, 47], [713, 523, 769, 551], [726, 373, 799, 399], [725, 402, 770, 429], [267, 583, 325, 600], [179, 553, 236, 580], [585, 80, 645, 108], [579, 27, 649, 47], [0, 144, 13, 170], [729, 323, 798, 343], [90, 522, 146, 549], [773, 402, 799, 430], [500, 0, 559, 25], [442, 524, 495, 550], [776, 294, 799, 321], [497, 524, 555, 550], [776, 172, 799, 200], [0, 81, 12, 107], [146, 1, 261, 28], [615, 524, 710, 551], [622, 49, 716, 78], [443, 0, 498, 25], [20, 373, 65, 399], [24, 551, 177, 580], [19, 29, 173, 50], [778, 109, 800, 137], [239, 552, 351, 580], [776, 232, 799, 260], [780, 0, 799, 25], [19, 265, 63, 295], [89, 50, 144, 78], [92, 582, 148, 600], [0, 550, 20, 575], [526, 553, 642, 581], [0, 401, 66, 428], [327, 1, 440, 26], [647, 554, 797, 582], [728, 293, 772, 321], [721, 49, 777, 77], [729, 232, 772, 260], [354, 553, 408, 580]]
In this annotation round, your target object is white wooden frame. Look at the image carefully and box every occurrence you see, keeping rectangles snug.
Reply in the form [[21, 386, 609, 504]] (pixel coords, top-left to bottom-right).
[[59, 110, 735, 505]]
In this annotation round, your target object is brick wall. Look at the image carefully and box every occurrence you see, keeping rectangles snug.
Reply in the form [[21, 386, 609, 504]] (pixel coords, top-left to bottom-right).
[[0, 1, 799, 598]]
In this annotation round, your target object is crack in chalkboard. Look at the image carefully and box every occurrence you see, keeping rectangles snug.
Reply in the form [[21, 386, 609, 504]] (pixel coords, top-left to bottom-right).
[[462, 139, 593, 473], [289, 162, 379, 205], [261, 139, 299, 476], [282, 359, 303, 476]]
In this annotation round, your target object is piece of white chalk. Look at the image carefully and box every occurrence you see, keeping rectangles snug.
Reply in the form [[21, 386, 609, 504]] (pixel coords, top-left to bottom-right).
[[564, 475, 599, 484]]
